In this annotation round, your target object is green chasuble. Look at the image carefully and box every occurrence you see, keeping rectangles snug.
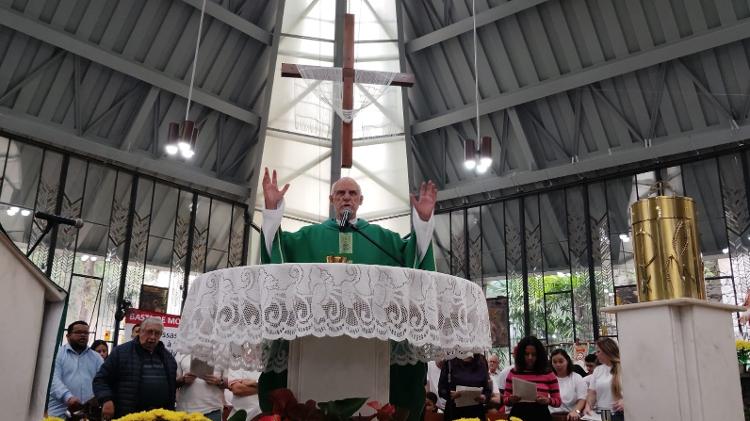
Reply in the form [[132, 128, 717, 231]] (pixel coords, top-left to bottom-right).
[[258, 217, 435, 421]]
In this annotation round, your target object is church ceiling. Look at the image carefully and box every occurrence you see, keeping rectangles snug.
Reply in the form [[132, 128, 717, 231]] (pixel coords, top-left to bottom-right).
[[0, 0, 282, 202], [402, 0, 750, 210]]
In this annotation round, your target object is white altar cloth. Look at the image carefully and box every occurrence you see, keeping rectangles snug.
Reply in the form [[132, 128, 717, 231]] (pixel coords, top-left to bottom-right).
[[176, 263, 491, 371]]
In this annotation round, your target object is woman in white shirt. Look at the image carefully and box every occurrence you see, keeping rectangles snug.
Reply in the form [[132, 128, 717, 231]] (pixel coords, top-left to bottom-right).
[[585, 338, 624, 421], [549, 349, 587, 420]]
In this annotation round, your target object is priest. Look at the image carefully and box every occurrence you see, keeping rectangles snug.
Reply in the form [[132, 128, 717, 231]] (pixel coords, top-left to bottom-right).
[[258, 167, 438, 421]]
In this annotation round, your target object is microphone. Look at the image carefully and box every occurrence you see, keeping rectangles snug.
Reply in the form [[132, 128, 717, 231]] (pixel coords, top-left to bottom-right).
[[338, 208, 352, 231], [34, 211, 84, 228]]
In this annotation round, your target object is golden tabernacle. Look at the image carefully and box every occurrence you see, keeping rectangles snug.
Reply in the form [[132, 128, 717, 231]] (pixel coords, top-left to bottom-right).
[[630, 196, 706, 301]]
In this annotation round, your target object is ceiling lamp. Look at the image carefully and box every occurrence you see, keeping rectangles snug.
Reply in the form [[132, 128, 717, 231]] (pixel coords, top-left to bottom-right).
[[464, 0, 492, 175], [464, 138, 476, 170], [165, 0, 207, 160]]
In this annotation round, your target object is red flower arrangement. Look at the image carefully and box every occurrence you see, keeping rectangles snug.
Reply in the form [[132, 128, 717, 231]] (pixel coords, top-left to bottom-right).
[[253, 388, 408, 421]]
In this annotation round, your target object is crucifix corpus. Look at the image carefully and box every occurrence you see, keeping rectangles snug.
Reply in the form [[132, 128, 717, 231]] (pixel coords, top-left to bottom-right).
[[281, 13, 415, 169]]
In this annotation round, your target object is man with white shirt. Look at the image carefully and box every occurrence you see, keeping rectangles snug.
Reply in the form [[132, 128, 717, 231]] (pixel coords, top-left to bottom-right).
[[175, 354, 227, 421], [47, 321, 103, 418], [227, 369, 262, 421], [258, 169, 438, 421]]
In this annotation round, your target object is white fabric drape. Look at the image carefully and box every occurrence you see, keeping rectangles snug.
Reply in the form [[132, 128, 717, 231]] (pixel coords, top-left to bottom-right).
[[176, 263, 491, 371]]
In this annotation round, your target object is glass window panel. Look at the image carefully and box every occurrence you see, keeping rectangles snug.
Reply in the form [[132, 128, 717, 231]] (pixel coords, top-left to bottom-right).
[[190, 195, 211, 275], [524, 196, 545, 340], [28, 150, 64, 273], [123, 178, 155, 308], [504, 199, 525, 346], [718, 154, 750, 334], [167, 190, 193, 314], [541, 190, 570, 295], [81, 163, 116, 226], [95, 170, 133, 346], [433, 212, 451, 274], [74, 223, 109, 278], [467, 207, 482, 282], [206, 200, 233, 272], [545, 292, 574, 346], [681, 158, 729, 300], [51, 158, 89, 289], [281, 0, 336, 39], [566, 187, 594, 342], [450, 210, 466, 278], [228, 205, 247, 267], [481, 202, 506, 279], [0, 140, 43, 208], [348, 0, 397, 40], [65, 275, 103, 334], [150, 183, 179, 238]]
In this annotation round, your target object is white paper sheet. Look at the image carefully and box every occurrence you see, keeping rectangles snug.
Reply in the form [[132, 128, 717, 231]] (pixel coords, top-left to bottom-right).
[[512, 376, 538, 402], [581, 412, 602, 421], [454, 385, 483, 407]]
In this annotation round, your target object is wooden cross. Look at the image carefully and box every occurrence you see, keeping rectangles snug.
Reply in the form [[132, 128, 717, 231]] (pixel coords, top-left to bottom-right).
[[281, 13, 415, 169]]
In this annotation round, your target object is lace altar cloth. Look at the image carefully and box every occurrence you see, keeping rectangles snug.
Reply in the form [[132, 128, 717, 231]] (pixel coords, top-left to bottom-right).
[[175, 264, 491, 372]]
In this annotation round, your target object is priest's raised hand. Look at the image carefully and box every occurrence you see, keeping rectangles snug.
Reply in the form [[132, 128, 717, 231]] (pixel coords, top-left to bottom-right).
[[262, 167, 289, 210], [411, 180, 438, 222]]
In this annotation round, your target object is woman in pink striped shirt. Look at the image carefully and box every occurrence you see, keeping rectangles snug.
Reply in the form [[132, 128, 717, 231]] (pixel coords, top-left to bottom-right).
[[503, 336, 561, 421]]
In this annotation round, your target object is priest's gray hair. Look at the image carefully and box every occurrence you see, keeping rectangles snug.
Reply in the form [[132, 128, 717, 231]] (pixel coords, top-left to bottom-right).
[[140, 317, 164, 330], [330, 177, 361, 195]]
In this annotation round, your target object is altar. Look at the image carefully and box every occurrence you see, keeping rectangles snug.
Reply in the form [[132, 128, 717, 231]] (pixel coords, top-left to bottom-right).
[[176, 263, 491, 410]]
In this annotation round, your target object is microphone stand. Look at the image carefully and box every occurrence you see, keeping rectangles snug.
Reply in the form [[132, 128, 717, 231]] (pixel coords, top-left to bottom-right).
[[26, 223, 56, 257], [348, 224, 405, 267]]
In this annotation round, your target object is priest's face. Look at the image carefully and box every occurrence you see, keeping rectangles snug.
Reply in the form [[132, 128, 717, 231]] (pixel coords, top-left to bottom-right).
[[330, 177, 363, 219]]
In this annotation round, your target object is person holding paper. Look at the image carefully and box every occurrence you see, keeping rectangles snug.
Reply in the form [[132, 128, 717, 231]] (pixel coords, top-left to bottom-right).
[[438, 353, 493, 420], [503, 336, 561, 421], [549, 349, 587, 420], [175, 354, 227, 421]]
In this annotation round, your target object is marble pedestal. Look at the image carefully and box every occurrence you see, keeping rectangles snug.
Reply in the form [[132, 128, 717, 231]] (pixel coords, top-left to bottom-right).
[[287, 335, 390, 413], [603, 298, 744, 421]]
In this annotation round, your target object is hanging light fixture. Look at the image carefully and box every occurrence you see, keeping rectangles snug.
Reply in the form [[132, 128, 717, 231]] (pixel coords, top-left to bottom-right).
[[165, 0, 207, 160], [464, 0, 492, 174], [464, 138, 477, 170]]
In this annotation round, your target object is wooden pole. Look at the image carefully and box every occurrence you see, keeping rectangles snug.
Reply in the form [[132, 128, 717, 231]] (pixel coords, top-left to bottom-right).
[[341, 13, 355, 169]]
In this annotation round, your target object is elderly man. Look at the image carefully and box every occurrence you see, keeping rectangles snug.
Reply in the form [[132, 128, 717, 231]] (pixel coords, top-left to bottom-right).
[[259, 168, 438, 421], [47, 321, 103, 418], [93, 317, 178, 419]]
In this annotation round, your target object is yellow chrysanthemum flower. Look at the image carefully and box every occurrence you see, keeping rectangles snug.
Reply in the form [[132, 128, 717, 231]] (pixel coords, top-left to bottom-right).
[[43, 417, 65, 421], [113, 409, 210, 421]]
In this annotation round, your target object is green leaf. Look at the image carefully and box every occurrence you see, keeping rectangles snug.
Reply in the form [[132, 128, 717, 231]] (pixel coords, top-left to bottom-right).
[[227, 410, 247, 421], [317, 397, 368, 421]]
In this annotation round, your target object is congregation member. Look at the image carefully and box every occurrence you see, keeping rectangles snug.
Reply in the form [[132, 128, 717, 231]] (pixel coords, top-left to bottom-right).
[[47, 321, 103, 418], [426, 360, 446, 411], [585, 338, 624, 421], [438, 353, 492, 421], [93, 317, 177, 420], [549, 349, 587, 421], [423, 392, 439, 416], [131, 322, 141, 340], [503, 336, 561, 421], [175, 353, 227, 421], [227, 369, 263, 420], [90, 339, 109, 360]]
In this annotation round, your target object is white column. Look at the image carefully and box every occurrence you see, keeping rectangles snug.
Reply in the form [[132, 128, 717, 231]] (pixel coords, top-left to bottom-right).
[[603, 298, 744, 421]]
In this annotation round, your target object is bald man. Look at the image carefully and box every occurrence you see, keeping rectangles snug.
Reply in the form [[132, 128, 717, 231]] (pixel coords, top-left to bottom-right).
[[259, 168, 438, 421]]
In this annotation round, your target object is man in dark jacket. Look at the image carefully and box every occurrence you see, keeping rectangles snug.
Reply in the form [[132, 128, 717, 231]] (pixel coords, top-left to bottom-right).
[[93, 317, 178, 419]]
